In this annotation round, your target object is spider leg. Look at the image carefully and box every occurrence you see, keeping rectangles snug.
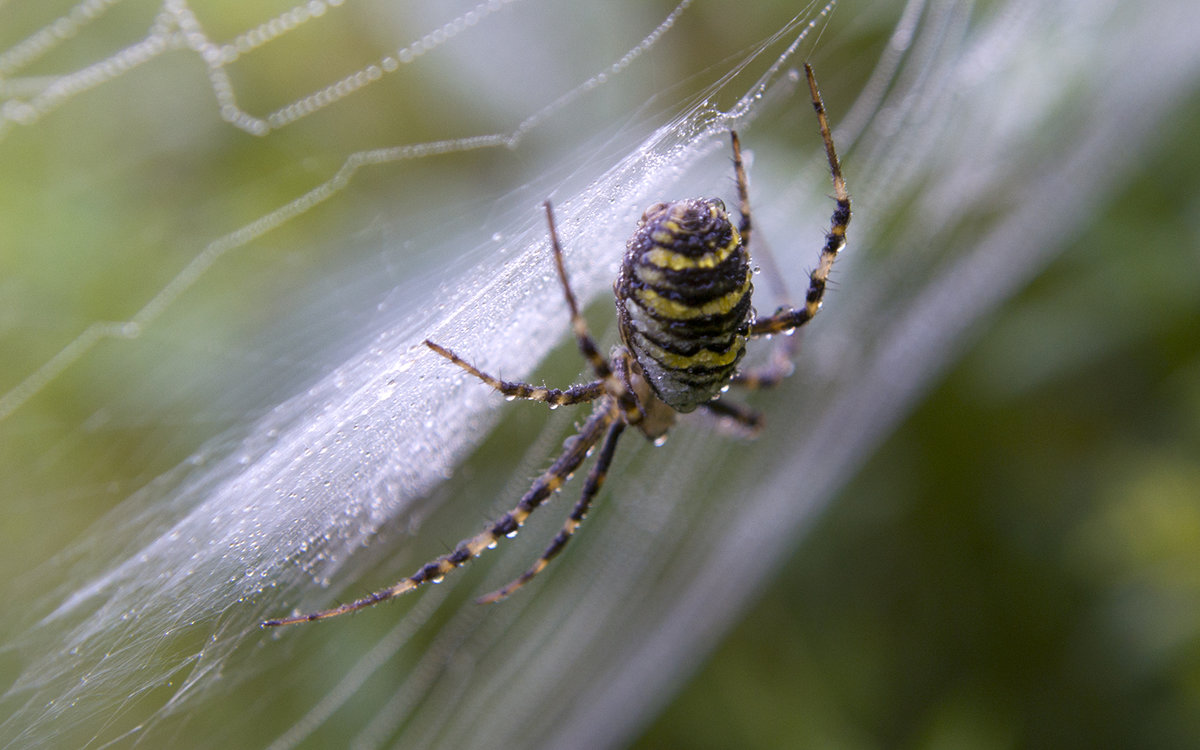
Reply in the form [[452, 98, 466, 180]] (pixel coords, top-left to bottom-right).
[[748, 63, 850, 337], [262, 401, 617, 627], [700, 398, 764, 437], [543, 201, 610, 382], [730, 346, 796, 389], [731, 130, 754, 250], [728, 130, 800, 390], [423, 339, 604, 407], [544, 201, 642, 420], [477, 419, 625, 603], [610, 345, 648, 424]]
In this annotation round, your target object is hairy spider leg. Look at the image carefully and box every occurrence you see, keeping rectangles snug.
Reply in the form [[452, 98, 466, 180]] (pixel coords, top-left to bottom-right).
[[704, 64, 848, 434], [423, 339, 604, 407], [478, 419, 626, 603], [748, 63, 850, 338], [422, 202, 641, 418], [543, 201, 644, 423], [726, 129, 798, 390], [262, 401, 617, 627]]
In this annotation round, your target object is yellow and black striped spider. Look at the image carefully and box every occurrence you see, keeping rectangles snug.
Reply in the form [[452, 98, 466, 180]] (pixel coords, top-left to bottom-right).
[[264, 64, 849, 627]]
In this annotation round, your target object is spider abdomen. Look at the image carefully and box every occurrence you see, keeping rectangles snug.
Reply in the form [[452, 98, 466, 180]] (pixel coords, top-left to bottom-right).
[[615, 198, 753, 412]]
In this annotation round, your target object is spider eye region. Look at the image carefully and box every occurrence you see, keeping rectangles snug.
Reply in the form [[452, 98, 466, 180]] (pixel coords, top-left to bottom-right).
[[615, 198, 753, 412]]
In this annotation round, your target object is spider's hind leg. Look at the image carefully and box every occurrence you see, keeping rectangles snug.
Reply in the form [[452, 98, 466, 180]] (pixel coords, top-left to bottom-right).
[[700, 398, 764, 437], [731, 332, 797, 391], [478, 419, 626, 603], [262, 402, 617, 627]]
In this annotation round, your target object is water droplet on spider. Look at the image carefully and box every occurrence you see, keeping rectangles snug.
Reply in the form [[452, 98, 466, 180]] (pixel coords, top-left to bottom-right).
[[783, 328, 796, 337], [487, 541, 498, 549], [505, 530, 519, 538], [548, 403, 559, 410], [752, 265, 761, 274], [720, 384, 731, 393], [431, 575, 445, 584], [505, 395, 517, 402], [653, 435, 669, 447]]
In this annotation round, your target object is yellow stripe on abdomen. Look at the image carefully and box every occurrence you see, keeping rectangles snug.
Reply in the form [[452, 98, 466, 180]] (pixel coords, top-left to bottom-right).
[[632, 269, 750, 320]]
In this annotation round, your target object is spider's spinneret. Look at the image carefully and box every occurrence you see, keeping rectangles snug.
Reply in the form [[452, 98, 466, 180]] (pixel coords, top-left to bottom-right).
[[615, 198, 754, 412]]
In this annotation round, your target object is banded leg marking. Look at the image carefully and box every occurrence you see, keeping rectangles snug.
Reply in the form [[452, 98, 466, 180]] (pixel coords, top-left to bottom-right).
[[477, 419, 626, 603], [263, 403, 616, 627], [749, 64, 850, 337], [424, 339, 604, 407]]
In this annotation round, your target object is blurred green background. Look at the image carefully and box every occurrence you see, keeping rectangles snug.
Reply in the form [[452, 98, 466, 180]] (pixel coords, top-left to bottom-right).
[[3, 0, 1199, 748]]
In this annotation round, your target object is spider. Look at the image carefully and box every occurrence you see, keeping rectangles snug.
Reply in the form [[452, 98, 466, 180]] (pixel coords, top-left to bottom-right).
[[263, 64, 849, 627]]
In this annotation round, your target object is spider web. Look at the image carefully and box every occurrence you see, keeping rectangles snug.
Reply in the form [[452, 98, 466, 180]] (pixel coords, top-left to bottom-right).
[[2, 0, 1198, 748]]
